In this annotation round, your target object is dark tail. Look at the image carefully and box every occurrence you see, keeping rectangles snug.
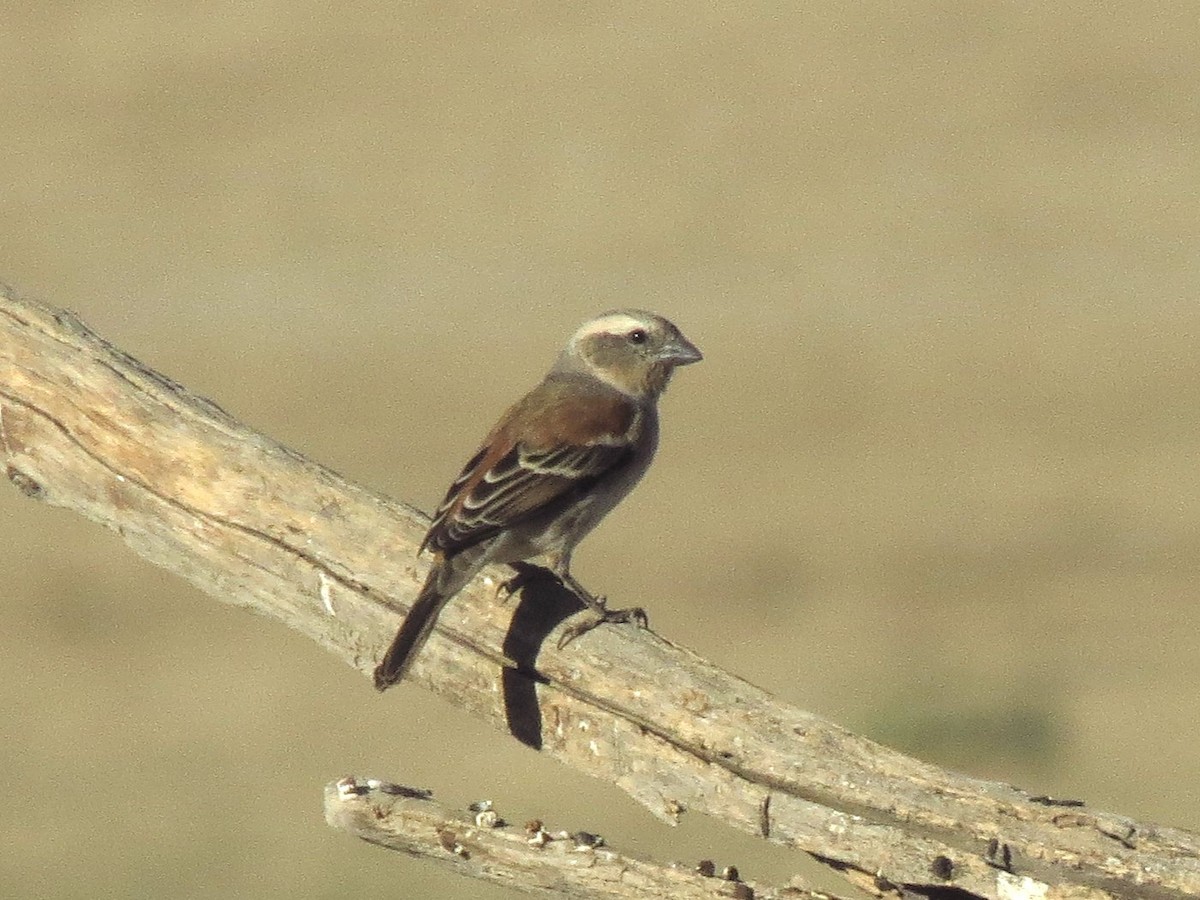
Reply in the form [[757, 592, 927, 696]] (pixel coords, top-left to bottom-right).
[[373, 581, 452, 691]]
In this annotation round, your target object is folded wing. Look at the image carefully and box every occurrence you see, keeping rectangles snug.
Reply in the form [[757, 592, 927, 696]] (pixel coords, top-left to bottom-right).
[[420, 380, 640, 556]]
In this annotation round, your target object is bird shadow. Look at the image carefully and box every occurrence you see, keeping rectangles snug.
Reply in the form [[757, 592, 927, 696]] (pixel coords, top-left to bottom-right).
[[499, 562, 587, 750]]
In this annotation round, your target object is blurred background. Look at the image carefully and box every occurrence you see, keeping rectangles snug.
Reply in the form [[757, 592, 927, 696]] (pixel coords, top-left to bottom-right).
[[3, 2, 1199, 897]]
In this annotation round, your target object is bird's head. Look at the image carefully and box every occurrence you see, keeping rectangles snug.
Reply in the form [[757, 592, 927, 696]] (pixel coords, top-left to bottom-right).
[[561, 309, 702, 398]]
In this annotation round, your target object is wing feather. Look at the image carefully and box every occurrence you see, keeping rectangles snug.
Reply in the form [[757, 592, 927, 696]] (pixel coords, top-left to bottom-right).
[[420, 379, 640, 556]]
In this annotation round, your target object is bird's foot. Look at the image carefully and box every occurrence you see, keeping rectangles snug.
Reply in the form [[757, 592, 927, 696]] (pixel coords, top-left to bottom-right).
[[495, 562, 549, 604], [557, 601, 650, 649], [494, 571, 530, 605]]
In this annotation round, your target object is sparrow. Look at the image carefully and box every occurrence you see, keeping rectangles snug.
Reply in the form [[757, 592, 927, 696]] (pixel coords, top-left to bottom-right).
[[373, 309, 701, 690]]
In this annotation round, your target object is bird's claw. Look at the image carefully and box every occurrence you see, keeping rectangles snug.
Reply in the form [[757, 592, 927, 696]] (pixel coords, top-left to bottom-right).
[[494, 571, 530, 605], [557, 604, 649, 649]]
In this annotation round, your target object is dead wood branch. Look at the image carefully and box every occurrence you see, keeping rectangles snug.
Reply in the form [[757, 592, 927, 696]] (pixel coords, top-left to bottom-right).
[[324, 776, 796, 899], [1, 285, 1196, 900]]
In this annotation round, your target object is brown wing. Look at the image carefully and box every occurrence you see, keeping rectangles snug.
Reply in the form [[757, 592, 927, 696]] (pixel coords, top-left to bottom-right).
[[420, 377, 639, 556]]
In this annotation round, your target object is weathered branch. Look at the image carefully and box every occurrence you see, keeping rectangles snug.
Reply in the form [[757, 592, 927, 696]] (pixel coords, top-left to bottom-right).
[[324, 776, 787, 899], [1, 285, 1196, 900]]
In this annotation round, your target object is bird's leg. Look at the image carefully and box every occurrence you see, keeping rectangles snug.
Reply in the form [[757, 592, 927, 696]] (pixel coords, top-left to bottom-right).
[[556, 569, 608, 614], [553, 565, 649, 649]]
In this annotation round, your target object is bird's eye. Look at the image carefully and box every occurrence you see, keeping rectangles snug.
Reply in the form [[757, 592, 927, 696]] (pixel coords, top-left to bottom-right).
[[628, 328, 648, 344]]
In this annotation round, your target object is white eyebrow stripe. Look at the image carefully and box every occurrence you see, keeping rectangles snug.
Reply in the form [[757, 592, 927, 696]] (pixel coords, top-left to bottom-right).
[[572, 313, 647, 341]]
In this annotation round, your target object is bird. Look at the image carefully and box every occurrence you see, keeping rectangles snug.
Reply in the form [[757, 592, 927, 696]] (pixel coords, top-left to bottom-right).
[[373, 309, 702, 690]]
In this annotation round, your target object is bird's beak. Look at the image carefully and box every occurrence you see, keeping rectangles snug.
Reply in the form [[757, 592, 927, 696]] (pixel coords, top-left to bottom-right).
[[663, 334, 703, 366]]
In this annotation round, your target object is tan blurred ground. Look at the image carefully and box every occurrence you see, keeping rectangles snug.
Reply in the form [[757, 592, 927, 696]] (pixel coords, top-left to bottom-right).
[[3, 3, 1200, 898]]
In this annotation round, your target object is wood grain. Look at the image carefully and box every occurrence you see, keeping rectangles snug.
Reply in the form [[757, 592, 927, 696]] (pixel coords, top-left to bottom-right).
[[1, 286, 1195, 900]]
